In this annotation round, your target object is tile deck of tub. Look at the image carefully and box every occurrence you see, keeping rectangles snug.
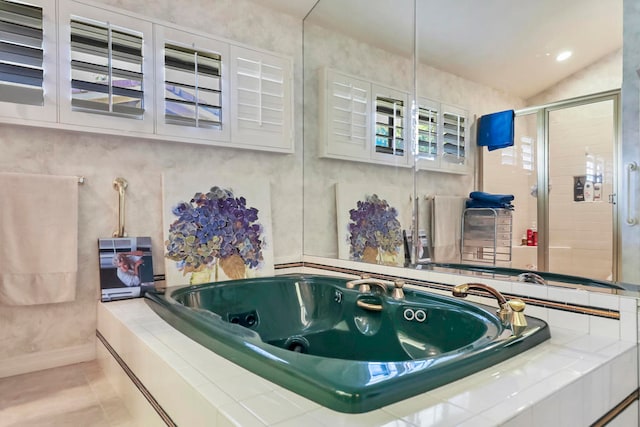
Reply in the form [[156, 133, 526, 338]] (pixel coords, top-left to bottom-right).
[[97, 296, 637, 427]]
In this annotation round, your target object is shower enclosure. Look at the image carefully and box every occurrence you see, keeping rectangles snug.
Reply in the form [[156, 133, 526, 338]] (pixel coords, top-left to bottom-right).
[[482, 90, 619, 281]]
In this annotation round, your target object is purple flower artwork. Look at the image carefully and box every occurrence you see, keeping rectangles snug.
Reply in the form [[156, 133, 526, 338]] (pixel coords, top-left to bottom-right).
[[165, 186, 264, 282], [348, 194, 403, 264]]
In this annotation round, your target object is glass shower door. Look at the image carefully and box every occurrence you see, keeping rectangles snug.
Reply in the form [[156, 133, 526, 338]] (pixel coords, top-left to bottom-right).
[[547, 99, 616, 280]]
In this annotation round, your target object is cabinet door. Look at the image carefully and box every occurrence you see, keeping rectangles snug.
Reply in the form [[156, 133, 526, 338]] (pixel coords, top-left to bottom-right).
[[58, 1, 154, 133], [320, 68, 371, 160], [0, 0, 56, 122], [229, 45, 293, 152], [440, 104, 470, 173], [371, 84, 410, 166], [154, 26, 230, 143], [415, 97, 441, 170]]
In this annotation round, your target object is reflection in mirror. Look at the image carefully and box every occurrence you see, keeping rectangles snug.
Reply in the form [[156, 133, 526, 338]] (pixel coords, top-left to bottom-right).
[[304, 0, 627, 292], [303, 0, 415, 266], [419, 0, 623, 290]]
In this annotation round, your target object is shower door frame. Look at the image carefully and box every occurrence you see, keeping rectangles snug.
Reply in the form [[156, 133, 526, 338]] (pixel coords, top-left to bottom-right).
[[514, 89, 621, 279]]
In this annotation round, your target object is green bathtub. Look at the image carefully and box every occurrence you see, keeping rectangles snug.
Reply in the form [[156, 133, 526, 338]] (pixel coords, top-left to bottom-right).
[[145, 275, 550, 413]]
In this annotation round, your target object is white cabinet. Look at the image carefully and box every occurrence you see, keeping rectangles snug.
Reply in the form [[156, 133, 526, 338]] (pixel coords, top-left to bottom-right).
[[319, 68, 409, 167], [0, 0, 57, 122]]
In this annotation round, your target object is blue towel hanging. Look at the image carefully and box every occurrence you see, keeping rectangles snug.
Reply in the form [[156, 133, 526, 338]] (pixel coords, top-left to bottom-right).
[[477, 109, 515, 151]]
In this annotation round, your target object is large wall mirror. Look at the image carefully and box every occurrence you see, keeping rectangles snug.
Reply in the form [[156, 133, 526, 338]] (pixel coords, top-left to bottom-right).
[[303, 0, 632, 291]]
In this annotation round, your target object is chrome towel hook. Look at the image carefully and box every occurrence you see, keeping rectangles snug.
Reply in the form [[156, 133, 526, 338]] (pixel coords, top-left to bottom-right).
[[113, 177, 128, 237]]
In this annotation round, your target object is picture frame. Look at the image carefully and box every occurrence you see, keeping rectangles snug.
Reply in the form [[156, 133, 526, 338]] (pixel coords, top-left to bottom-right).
[[98, 236, 154, 302]]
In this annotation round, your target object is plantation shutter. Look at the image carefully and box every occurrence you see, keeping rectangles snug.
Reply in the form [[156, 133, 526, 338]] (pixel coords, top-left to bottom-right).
[[418, 101, 438, 160], [322, 69, 371, 159], [442, 107, 466, 165], [230, 45, 293, 150], [330, 74, 368, 145], [70, 18, 144, 118], [374, 95, 405, 156], [0, 0, 44, 105], [164, 44, 222, 129]]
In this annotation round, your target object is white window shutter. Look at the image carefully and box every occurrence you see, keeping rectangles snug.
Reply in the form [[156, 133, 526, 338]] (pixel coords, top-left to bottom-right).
[[154, 25, 230, 142], [0, 0, 56, 122], [58, 2, 154, 133], [321, 68, 371, 160], [230, 45, 293, 152], [441, 104, 467, 166]]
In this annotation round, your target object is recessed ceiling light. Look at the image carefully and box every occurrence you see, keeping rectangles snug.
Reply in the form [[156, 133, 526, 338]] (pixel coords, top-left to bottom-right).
[[556, 51, 572, 62]]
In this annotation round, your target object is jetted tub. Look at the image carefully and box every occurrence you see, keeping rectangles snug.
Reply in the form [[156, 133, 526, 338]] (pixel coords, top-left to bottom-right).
[[145, 275, 550, 413]]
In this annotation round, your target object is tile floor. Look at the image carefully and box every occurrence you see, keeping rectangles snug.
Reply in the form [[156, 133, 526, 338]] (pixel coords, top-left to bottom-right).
[[0, 361, 134, 427]]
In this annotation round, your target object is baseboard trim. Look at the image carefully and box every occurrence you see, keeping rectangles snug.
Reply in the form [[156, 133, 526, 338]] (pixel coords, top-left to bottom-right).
[[0, 342, 95, 379]]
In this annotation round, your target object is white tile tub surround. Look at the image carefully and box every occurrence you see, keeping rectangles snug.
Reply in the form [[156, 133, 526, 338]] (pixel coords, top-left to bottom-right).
[[98, 280, 637, 427]]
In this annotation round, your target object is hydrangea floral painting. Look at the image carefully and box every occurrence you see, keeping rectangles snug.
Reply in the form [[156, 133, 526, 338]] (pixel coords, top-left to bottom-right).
[[336, 183, 411, 267], [163, 173, 274, 286], [348, 194, 403, 264]]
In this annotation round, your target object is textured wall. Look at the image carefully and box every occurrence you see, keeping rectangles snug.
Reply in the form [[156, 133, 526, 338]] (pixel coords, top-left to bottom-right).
[[0, 0, 302, 365]]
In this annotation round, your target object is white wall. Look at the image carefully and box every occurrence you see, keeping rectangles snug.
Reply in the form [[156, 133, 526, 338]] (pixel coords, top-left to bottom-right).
[[0, 0, 303, 374]]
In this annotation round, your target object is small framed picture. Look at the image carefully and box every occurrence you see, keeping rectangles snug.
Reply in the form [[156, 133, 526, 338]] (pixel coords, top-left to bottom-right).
[[98, 236, 154, 302]]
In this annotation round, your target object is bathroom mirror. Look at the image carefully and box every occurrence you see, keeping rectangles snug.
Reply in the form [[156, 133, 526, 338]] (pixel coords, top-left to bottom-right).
[[303, 0, 415, 263], [303, 0, 631, 292]]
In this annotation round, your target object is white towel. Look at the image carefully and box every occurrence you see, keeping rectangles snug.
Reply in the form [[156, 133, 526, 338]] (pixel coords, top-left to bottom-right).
[[0, 173, 78, 305], [432, 195, 466, 263]]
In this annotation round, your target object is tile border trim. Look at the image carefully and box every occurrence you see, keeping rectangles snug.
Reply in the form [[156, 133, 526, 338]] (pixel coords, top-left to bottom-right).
[[592, 389, 640, 427], [96, 330, 176, 427]]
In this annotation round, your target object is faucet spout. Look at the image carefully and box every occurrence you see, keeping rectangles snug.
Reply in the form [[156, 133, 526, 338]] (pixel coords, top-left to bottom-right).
[[451, 282, 527, 336], [452, 283, 508, 307]]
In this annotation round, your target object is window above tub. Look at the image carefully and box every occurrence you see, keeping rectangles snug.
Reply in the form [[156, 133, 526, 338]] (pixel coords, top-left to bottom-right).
[[0, 0, 294, 154], [0, 0, 57, 122]]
